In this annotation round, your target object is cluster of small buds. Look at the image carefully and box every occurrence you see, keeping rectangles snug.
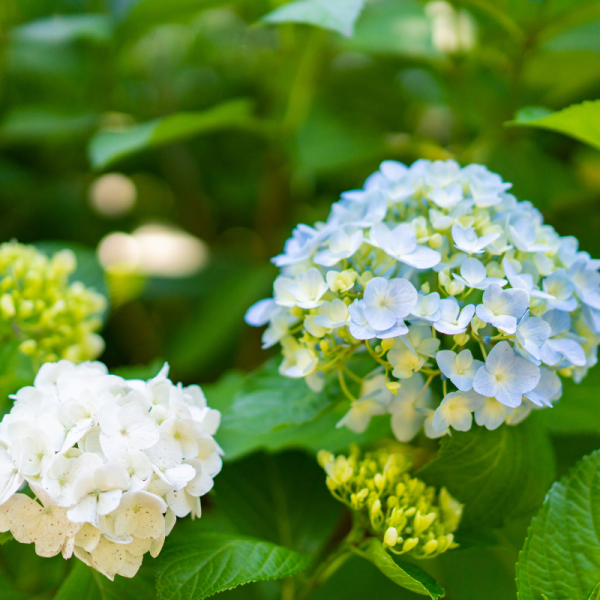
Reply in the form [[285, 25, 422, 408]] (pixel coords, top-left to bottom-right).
[[318, 445, 462, 559], [0, 360, 222, 580], [0, 242, 107, 365], [246, 160, 600, 441]]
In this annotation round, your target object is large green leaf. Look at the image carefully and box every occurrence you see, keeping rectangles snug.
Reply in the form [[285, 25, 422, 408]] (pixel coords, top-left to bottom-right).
[[221, 357, 333, 434], [0, 532, 12, 544], [516, 450, 600, 600], [215, 451, 341, 554], [505, 100, 600, 150], [88, 99, 257, 169], [53, 560, 156, 600], [262, 0, 365, 37], [155, 532, 311, 600], [206, 370, 391, 460], [353, 539, 444, 599], [418, 420, 555, 530]]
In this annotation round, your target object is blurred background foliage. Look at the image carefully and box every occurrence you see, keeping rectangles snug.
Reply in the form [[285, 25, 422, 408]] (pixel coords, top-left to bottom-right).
[[1, 0, 600, 598]]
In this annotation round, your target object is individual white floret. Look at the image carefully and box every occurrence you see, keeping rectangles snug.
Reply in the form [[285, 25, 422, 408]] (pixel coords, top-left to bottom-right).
[[13, 430, 55, 479], [313, 299, 351, 330], [542, 269, 577, 311], [508, 218, 552, 253], [337, 373, 392, 433], [370, 223, 441, 269], [362, 277, 417, 332], [451, 223, 500, 254], [524, 367, 562, 407], [472, 341, 540, 407], [42, 453, 102, 507], [314, 227, 363, 267], [112, 490, 167, 539], [8, 487, 81, 558], [427, 184, 463, 208], [244, 298, 278, 327], [286, 268, 329, 309], [502, 258, 553, 300], [539, 310, 586, 367], [432, 390, 484, 433], [67, 463, 130, 526], [0, 448, 23, 505], [452, 257, 506, 290], [474, 397, 514, 430], [409, 292, 441, 322], [568, 258, 600, 309], [514, 311, 551, 363], [436, 349, 483, 392], [475, 283, 529, 334], [349, 300, 408, 340], [433, 298, 475, 335], [388, 373, 434, 441], [271, 224, 327, 267], [113, 449, 153, 492], [98, 401, 159, 459]]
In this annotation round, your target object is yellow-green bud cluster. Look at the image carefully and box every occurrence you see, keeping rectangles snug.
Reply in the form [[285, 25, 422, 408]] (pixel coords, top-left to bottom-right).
[[318, 445, 462, 559], [0, 242, 107, 365]]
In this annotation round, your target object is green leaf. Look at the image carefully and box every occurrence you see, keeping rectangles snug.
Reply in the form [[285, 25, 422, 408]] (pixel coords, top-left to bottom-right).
[[215, 451, 341, 554], [354, 539, 444, 599], [418, 420, 555, 530], [0, 107, 98, 143], [155, 532, 311, 600], [0, 532, 12, 544], [505, 100, 600, 150], [88, 99, 256, 169], [53, 560, 156, 600], [516, 450, 600, 600], [262, 0, 366, 37], [585, 583, 600, 600], [206, 369, 392, 460], [536, 367, 600, 434], [11, 14, 112, 45], [222, 357, 333, 434]]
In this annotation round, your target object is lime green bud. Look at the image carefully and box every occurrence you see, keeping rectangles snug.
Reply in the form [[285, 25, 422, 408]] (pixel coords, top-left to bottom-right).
[[19, 340, 37, 356], [414, 511, 437, 534], [317, 450, 333, 468], [383, 527, 398, 547], [402, 538, 419, 553], [423, 539, 438, 556], [0, 242, 106, 366], [0, 294, 15, 318]]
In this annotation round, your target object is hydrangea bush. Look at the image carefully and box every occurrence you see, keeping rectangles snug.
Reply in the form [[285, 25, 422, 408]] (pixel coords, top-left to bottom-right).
[[0, 360, 222, 580], [246, 159, 600, 441]]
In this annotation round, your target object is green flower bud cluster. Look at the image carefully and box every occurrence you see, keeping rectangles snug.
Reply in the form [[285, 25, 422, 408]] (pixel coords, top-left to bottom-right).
[[318, 445, 462, 559], [0, 242, 107, 365]]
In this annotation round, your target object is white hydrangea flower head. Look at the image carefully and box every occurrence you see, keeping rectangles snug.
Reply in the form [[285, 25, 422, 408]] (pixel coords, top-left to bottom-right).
[[246, 159, 600, 440], [0, 360, 222, 580]]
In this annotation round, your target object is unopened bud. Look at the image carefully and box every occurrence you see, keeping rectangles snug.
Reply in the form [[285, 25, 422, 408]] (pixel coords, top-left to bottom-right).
[[383, 527, 398, 547]]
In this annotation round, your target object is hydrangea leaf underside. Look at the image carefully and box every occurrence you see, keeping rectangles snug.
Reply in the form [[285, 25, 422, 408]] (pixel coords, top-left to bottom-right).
[[353, 539, 445, 599], [155, 532, 311, 600], [418, 420, 555, 530], [261, 0, 366, 37], [517, 450, 600, 600], [506, 100, 600, 151]]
